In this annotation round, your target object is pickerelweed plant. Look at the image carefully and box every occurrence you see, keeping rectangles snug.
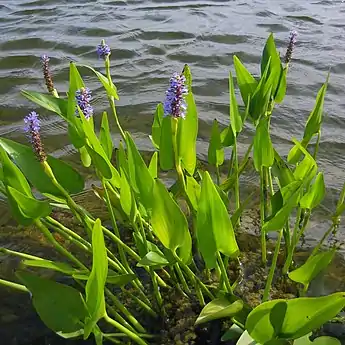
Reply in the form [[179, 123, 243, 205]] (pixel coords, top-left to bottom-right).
[[0, 32, 345, 345]]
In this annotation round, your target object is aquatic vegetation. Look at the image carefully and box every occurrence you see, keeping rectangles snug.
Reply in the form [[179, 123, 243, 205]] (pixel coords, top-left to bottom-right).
[[0, 34, 344, 345]]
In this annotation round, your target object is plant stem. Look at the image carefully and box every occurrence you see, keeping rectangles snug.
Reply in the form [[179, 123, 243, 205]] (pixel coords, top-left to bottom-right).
[[174, 263, 190, 293], [35, 219, 87, 269], [233, 138, 240, 227], [105, 288, 146, 333], [313, 131, 321, 159], [102, 179, 130, 270], [104, 55, 126, 141], [216, 252, 233, 294], [104, 314, 149, 345], [263, 229, 283, 302], [0, 278, 29, 293], [260, 167, 267, 265], [310, 223, 336, 257], [216, 165, 221, 185], [0, 247, 43, 261]]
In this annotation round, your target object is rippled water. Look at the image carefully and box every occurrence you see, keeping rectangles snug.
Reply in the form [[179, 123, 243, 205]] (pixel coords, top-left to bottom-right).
[[1, 0, 345, 231]]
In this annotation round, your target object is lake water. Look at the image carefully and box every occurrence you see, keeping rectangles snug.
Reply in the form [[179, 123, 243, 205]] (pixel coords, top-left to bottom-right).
[[0, 0, 345, 242]]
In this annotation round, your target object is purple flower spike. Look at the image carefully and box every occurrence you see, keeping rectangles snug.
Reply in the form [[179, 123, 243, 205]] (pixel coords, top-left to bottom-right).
[[285, 30, 297, 64], [163, 72, 188, 119], [24, 111, 46, 162], [97, 40, 111, 59], [75, 87, 93, 119], [41, 54, 55, 93]]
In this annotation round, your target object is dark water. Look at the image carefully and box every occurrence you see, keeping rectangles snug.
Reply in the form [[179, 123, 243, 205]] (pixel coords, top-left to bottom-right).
[[1, 1, 345, 238]]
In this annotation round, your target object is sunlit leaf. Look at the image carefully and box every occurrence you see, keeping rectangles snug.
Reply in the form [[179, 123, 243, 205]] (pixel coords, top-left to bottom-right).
[[229, 71, 243, 133], [178, 64, 198, 175], [84, 219, 108, 338], [233, 55, 258, 106], [151, 103, 164, 149], [246, 292, 345, 343], [151, 179, 191, 264], [196, 171, 239, 268], [195, 297, 243, 325], [288, 249, 336, 289], [99, 112, 113, 160], [253, 116, 274, 171], [208, 119, 224, 167], [300, 172, 325, 209], [137, 251, 169, 268], [148, 152, 158, 179], [0, 138, 84, 196], [159, 116, 174, 171]]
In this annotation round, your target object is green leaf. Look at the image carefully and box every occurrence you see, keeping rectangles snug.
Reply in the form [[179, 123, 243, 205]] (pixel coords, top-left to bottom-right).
[[17, 271, 87, 333], [291, 140, 317, 185], [116, 141, 129, 177], [0, 145, 31, 196], [86, 145, 112, 179], [84, 219, 108, 339], [0, 138, 84, 196], [233, 55, 258, 106], [151, 179, 192, 264], [133, 232, 163, 258], [288, 249, 336, 289], [229, 71, 243, 133], [253, 117, 274, 171], [236, 330, 256, 345], [272, 149, 295, 188], [178, 64, 198, 175], [300, 172, 325, 209], [275, 67, 287, 103], [250, 59, 273, 122], [79, 146, 92, 167], [261, 33, 283, 98], [159, 116, 174, 171], [78, 64, 119, 100], [126, 132, 154, 211], [23, 259, 80, 275], [186, 175, 201, 211], [304, 76, 329, 141], [196, 171, 239, 268], [21, 90, 68, 118], [119, 168, 133, 218], [7, 186, 52, 219], [99, 112, 113, 160], [195, 297, 243, 325], [137, 251, 169, 268], [148, 152, 158, 179], [221, 126, 235, 147], [208, 119, 224, 167], [246, 292, 345, 343], [74, 272, 136, 287], [221, 324, 244, 342], [313, 337, 341, 345], [151, 103, 164, 149], [263, 181, 302, 232], [288, 77, 329, 164]]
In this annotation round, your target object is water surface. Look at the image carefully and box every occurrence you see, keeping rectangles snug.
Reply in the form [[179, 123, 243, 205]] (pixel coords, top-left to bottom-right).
[[0, 0, 345, 242]]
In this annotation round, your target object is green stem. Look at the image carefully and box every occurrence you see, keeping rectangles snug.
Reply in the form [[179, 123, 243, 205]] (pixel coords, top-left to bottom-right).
[[0, 247, 43, 261], [310, 223, 336, 257], [313, 131, 321, 159], [102, 179, 130, 270], [233, 138, 240, 227], [0, 278, 29, 293], [260, 167, 267, 265], [216, 252, 233, 294], [34, 219, 87, 269], [104, 55, 126, 141], [263, 229, 283, 302], [105, 288, 146, 334], [175, 263, 190, 293], [104, 314, 149, 345], [216, 165, 221, 186]]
